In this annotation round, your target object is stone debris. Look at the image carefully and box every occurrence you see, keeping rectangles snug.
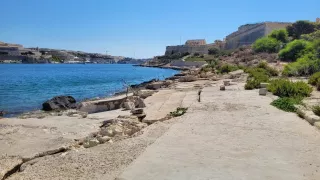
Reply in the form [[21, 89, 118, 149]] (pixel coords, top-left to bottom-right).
[[259, 88, 267, 96], [229, 69, 244, 79], [97, 136, 112, 143], [223, 80, 231, 86], [220, 85, 226, 91], [314, 122, 320, 130], [131, 108, 144, 115], [83, 138, 100, 148], [123, 101, 135, 110]]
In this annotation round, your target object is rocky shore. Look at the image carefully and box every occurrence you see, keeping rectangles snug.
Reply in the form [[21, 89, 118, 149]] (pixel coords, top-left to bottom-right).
[[1, 66, 320, 180]]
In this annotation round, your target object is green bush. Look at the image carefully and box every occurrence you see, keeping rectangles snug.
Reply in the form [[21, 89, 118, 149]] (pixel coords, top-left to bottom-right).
[[244, 68, 270, 90], [286, 20, 317, 39], [271, 97, 302, 112], [278, 40, 313, 61], [312, 105, 320, 116], [256, 61, 279, 76], [217, 64, 239, 74], [268, 79, 312, 97], [208, 47, 220, 55], [282, 53, 320, 76], [170, 107, 188, 117], [308, 72, 320, 85], [301, 30, 320, 41], [253, 37, 281, 53], [268, 29, 289, 43]]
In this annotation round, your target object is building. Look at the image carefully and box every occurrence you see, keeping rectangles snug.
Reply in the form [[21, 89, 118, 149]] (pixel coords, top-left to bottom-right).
[[165, 39, 210, 55], [317, 18, 320, 23], [224, 22, 292, 49]]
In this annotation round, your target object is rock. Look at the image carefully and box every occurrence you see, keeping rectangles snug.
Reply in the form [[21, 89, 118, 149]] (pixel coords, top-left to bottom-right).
[[97, 136, 112, 143], [0, 110, 5, 117], [260, 83, 269, 88], [123, 101, 135, 110], [100, 128, 115, 137], [304, 112, 320, 125], [83, 139, 100, 148], [229, 69, 244, 79], [146, 82, 163, 90], [220, 85, 226, 91], [42, 96, 77, 111], [314, 122, 320, 130], [0, 156, 23, 179], [135, 113, 147, 121], [179, 76, 197, 82], [131, 108, 144, 115], [223, 80, 230, 86], [134, 97, 146, 108], [133, 90, 155, 99], [259, 88, 267, 96]]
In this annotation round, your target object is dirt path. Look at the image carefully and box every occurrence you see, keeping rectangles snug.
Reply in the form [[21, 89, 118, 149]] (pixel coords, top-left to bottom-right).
[[119, 83, 320, 180]]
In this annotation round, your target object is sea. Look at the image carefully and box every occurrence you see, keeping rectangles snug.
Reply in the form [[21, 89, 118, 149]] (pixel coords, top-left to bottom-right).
[[0, 64, 179, 116]]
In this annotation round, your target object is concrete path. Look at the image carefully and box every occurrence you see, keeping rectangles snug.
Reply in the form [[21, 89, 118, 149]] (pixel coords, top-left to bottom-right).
[[119, 83, 320, 180]]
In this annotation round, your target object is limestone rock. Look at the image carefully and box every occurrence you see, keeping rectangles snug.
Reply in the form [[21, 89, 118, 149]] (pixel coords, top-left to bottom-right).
[[229, 69, 244, 79], [83, 139, 100, 148], [220, 85, 226, 91], [42, 95, 77, 111], [259, 88, 267, 96], [97, 136, 112, 143], [223, 80, 230, 86], [123, 101, 135, 110], [0, 156, 23, 179], [304, 112, 320, 125], [100, 128, 114, 137], [146, 82, 163, 90], [131, 108, 144, 115], [314, 122, 320, 130]]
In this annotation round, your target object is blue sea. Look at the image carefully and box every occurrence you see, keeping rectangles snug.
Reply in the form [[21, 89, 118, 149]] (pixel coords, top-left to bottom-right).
[[0, 64, 178, 116]]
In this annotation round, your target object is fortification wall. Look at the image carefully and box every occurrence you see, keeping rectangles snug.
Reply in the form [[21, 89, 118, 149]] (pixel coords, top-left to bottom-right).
[[165, 45, 208, 55], [225, 22, 291, 50], [225, 23, 266, 49]]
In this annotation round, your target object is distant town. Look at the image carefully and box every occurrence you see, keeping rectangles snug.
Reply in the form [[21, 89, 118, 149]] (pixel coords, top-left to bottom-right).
[[0, 42, 150, 64]]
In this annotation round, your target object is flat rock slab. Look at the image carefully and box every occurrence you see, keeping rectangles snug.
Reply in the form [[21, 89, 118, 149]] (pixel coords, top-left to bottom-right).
[[0, 156, 23, 180], [119, 85, 320, 180]]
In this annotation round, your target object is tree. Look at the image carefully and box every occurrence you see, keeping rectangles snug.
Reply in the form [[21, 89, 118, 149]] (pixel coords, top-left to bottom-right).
[[252, 37, 281, 53], [286, 20, 316, 39], [268, 29, 288, 43], [208, 47, 220, 55], [278, 39, 313, 61]]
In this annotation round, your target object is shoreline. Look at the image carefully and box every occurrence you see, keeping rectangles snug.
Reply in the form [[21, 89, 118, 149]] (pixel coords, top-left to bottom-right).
[[1, 65, 182, 118]]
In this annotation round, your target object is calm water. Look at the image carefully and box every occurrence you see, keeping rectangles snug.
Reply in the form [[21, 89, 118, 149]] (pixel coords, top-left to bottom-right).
[[0, 64, 178, 116]]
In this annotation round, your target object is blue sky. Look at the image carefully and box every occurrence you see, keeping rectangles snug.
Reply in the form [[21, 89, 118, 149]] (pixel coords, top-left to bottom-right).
[[1, 0, 319, 58]]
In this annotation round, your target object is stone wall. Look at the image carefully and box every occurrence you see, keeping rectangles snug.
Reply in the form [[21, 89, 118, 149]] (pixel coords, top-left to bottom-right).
[[224, 22, 291, 50]]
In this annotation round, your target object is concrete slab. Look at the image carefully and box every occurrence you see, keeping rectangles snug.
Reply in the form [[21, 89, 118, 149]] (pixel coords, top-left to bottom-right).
[[119, 84, 320, 180]]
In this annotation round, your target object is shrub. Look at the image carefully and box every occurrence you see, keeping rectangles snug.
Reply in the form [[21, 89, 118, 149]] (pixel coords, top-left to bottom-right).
[[317, 80, 320, 91], [271, 97, 302, 112], [268, 79, 312, 97], [170, 107, 188, 117], [253, 37, 281, 53], [208, 47, 220, 55], [308, 72, 320, 85], [283, 53, 320, 76], [244, 68, 270, 90], [268, 29, 289, 43], [256, 61, 279, 76], [278, 40, 313, 61], [193, 52, 200, 56], [286, 20, 317, 39], [312, 105, 320, 116], [217, 64, 239, 74], [301, 30, 320, 41]]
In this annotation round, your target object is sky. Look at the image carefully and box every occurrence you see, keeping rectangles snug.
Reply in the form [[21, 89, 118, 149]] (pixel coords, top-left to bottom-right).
[[1, 0, 319, 58]]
